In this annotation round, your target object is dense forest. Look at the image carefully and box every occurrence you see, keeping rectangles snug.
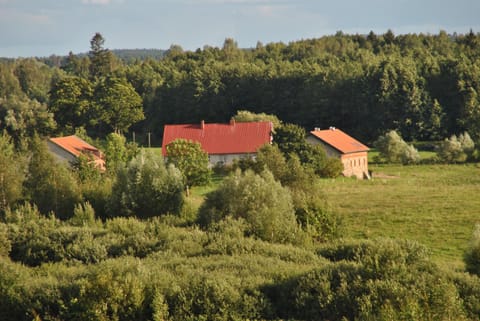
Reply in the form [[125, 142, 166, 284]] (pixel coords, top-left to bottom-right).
[[1, 30, 480, 145], [1, 30, 480, 320]]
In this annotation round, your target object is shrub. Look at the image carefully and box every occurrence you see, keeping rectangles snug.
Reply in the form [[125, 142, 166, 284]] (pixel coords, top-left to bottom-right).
[[437, 132, 475, 163], [108, 149, 185, 218], [198, 169, 299, 243], [437, 135, 467, 163], [374, 130, 420, 164], [0, 224, 11, 257], [273, 238, 467, 321], [68, 202, 99, 227], [452, 272, 480, 321], [465, 224, 480, 276]]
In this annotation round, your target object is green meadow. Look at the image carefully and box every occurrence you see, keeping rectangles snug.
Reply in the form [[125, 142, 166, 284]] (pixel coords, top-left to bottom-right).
[[190, 163, 480, 270], [320, 163, 480, 269]]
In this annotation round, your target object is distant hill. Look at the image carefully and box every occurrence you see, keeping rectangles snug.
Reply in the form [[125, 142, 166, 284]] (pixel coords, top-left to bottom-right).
[[34, 48, 167, 67], [111, 49, 167, 62]]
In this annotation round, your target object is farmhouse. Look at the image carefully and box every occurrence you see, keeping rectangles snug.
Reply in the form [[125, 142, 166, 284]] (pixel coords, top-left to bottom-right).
[[162, 119, 273, 166], [47, 135, 106, 171], [307, 127, 370, 179]]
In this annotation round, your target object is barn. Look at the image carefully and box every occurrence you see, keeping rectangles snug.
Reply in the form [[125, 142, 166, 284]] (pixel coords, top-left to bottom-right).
[[47, 135, 106, 171], [307, 127, 370, 179], [162, 119, 273, 166]]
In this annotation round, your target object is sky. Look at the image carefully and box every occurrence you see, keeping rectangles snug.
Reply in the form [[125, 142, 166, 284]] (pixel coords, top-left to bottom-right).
[[0, 0, 479, 58]]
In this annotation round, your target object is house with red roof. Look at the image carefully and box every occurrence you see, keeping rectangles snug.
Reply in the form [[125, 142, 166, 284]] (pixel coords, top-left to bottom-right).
[[307, 127, 370, 179], [162, 119, 273, 166], [47, 135, 106, 171]]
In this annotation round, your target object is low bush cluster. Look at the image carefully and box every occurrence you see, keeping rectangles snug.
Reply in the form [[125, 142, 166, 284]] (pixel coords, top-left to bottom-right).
[[2, 209, 480, 321]]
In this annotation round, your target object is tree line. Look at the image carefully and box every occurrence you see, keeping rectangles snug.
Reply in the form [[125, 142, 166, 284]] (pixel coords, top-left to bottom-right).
[[0, 30, 479, 146]]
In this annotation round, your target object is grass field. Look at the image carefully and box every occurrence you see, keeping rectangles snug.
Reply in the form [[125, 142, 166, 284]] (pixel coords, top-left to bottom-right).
[[190, 161, 480, 270], [320, 163, 480, 270]]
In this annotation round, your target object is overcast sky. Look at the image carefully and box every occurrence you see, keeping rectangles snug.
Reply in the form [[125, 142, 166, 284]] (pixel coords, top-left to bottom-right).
[[0, 0, 479, 58]]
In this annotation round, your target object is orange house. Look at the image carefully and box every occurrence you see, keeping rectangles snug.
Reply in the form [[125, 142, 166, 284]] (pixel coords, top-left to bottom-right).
[[307, 127, 370, 179], [47, 135, 106, 171]]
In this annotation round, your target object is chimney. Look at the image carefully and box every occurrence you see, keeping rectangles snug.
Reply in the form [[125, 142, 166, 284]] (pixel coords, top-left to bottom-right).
[[230, 118, 236, 126], [200, 120, 205, 129]]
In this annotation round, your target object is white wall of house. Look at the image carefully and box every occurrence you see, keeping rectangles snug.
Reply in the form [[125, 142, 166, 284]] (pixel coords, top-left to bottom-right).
[[47, 141, 76, 166], [209, 153, 256, 166]]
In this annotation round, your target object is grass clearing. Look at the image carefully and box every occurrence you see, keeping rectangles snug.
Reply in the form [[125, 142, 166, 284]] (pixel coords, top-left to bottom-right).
[[320, 163, 480, 270]]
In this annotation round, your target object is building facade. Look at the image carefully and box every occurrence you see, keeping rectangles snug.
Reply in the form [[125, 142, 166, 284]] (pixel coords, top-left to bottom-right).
[[162, 120, 273, 166], [307, 127, 369, 179]]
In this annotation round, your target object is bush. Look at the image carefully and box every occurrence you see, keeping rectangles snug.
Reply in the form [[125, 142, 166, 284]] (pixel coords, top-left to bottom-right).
[[272, 238, 467, 321], [452, 272, 480, 321], [374, 130, 420, 164], [68, 202, 100, 227], [108, 149, 185, 218], [198, 169, 299, 243], [437, 132, 475, 163], [465, 224, 480, 276]]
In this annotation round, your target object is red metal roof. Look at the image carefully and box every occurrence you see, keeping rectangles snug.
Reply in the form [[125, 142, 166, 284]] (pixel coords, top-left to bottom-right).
[[162, 120, 273, 156], [310, 128, 369, 154]]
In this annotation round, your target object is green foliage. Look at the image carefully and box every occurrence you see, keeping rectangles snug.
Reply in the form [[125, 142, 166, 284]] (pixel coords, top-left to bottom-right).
[[0, 95, 56, 142], [375, 130, 420, 164], [49, 75, 94, 132], [95, 76, 144, 134], [24, 137, 82, 219], [233, 109, 281, 129], [274, 123, 342, 177], [108, 149, 185, 218], [166, 138, 212, 186], [255, 145, 341, 241], [453, 272, 480, 321], [273, 239, 467, 321], [465, 225, 480, 276], [68, 202, 100, 227], [103, 132, 128, 172], [436, 132, 475, 163], [73, 152, 102, 183], [0, 223, 11, 257], [199, 169, 299, 243], [274, 123, 307, 156], [88, 32, 118, 79], [0, 131, 25, 212]]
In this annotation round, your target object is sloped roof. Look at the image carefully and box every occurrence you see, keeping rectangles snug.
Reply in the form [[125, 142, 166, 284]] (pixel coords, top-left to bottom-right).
[[309, 128, 369, 154], [162, 121, 273, 155], [49, 135, 104, 161]]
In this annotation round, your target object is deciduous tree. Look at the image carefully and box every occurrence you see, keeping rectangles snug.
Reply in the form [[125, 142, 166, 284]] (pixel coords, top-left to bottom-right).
[[94, 76, 144, 133], [166, 139, 211, 186]]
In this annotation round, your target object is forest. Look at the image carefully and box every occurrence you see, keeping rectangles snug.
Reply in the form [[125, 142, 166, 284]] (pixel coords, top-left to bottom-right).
[[1, 30, 480, 320]]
